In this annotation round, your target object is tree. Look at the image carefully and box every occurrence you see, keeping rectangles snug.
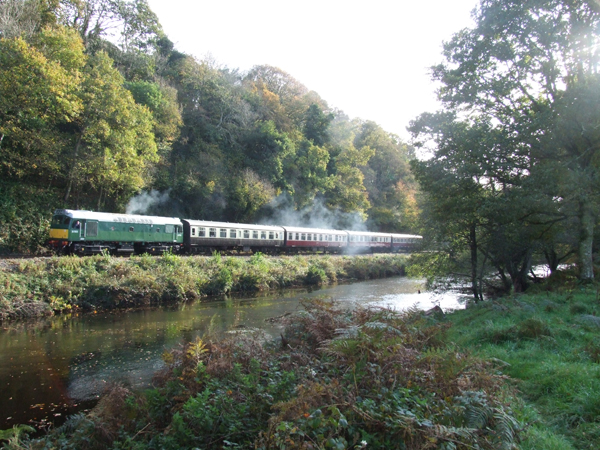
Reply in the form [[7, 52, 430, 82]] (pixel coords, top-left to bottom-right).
[[325, 143, 374, 217], [55, 0, 161, 51], [63, 50, 157, 209], [354, 121, 416, 231], [0, 0, 41, 39], [427, 0, 600, 282], [303, 103, 333, 147], [124, 80, 182, 146], [243, 120, 294, 190], [225, 168, 275, 222], [410, 110, 563, 296], [287, 140, 331, 208], [0, 27, 83, 180]]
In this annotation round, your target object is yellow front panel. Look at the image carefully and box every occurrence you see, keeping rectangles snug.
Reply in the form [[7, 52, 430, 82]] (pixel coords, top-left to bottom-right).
[[49, 228, 69, 239]]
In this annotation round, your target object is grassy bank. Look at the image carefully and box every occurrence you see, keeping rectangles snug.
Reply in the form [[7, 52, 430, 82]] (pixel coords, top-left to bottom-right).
[[0, 253, 409, 320], [445, 281, 600, 449]]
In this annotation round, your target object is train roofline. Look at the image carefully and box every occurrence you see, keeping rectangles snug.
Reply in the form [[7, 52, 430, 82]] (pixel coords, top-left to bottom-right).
[[181, 219, 284, 232], [53, 209, 182, 225], [281, 226, 348, 234]]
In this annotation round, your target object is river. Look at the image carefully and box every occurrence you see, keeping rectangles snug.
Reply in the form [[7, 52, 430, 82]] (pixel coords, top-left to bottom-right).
[[0, 276, 464, 430]]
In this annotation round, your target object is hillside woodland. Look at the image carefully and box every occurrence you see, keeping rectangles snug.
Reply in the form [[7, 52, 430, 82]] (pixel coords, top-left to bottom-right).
[[0, 0, 419, 255]]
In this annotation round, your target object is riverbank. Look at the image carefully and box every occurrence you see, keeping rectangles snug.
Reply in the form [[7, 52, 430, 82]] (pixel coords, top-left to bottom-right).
[[2, 272, 598, 448], [0, 253, 410, 321]]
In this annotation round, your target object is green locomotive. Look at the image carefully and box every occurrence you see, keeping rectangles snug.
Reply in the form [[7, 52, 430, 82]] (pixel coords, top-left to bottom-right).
[[47, 209, 183, 255]]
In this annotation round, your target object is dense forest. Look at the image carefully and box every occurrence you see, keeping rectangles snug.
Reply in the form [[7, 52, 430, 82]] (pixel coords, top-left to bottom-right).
[[1, 0, 600, 297], [0, 0, 418, 250]]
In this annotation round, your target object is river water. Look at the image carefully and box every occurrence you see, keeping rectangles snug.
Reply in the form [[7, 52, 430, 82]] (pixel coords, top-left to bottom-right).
[[0, 276, 464, 430]]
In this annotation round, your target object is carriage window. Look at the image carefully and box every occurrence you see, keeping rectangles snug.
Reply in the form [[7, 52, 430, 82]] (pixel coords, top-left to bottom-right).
[[261, 231, 266, 239], [244, 230, 250, 239], [230, 229, 237, 238], [209, 228, 216, 238], [253, 230, 259, 239], [220, 229, 227, 238], [192, 228, 196, 236], [269, 232, 274, 239], [300, 233, 305, 240], [199, 227, 206, 237]]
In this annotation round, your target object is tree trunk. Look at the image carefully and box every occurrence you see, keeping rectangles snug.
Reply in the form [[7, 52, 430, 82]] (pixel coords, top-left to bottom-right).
[[64, 134, 83, 204], [578, 200, 595, 282], [97, 186, 103, 211], [544, 247, 559, 274], [469, 223, 480, 303], [512, 249, 532, 293]]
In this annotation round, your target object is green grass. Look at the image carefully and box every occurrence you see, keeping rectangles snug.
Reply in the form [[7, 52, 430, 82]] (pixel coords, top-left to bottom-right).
[[446, 287, 600, 449]]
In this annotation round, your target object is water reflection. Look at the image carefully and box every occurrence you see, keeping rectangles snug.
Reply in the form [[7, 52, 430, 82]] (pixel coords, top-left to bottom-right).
[[0, 277, 464, 429]]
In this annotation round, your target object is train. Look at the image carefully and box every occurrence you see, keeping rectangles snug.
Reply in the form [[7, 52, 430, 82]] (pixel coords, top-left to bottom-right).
[[46, 209, 422, 256]]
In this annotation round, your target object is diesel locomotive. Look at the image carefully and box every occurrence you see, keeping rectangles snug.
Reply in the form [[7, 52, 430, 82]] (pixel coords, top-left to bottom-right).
[[47, 209, 422, 256]]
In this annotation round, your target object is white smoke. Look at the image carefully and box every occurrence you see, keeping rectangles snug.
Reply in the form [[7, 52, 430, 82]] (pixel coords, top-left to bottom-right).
[[261, 194, 368, 231], [125, 190, 171, 215]]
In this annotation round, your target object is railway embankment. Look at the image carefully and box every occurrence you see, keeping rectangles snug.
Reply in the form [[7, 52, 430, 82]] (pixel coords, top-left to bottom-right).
[[0, 252, 410, 321]]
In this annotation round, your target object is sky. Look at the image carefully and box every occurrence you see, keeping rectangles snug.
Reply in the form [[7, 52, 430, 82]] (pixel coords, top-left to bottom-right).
[[146, 0, 479, 141]]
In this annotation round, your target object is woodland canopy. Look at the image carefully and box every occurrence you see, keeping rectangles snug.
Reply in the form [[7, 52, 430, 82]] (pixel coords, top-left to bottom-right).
[[0, 0, 417, 234]]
